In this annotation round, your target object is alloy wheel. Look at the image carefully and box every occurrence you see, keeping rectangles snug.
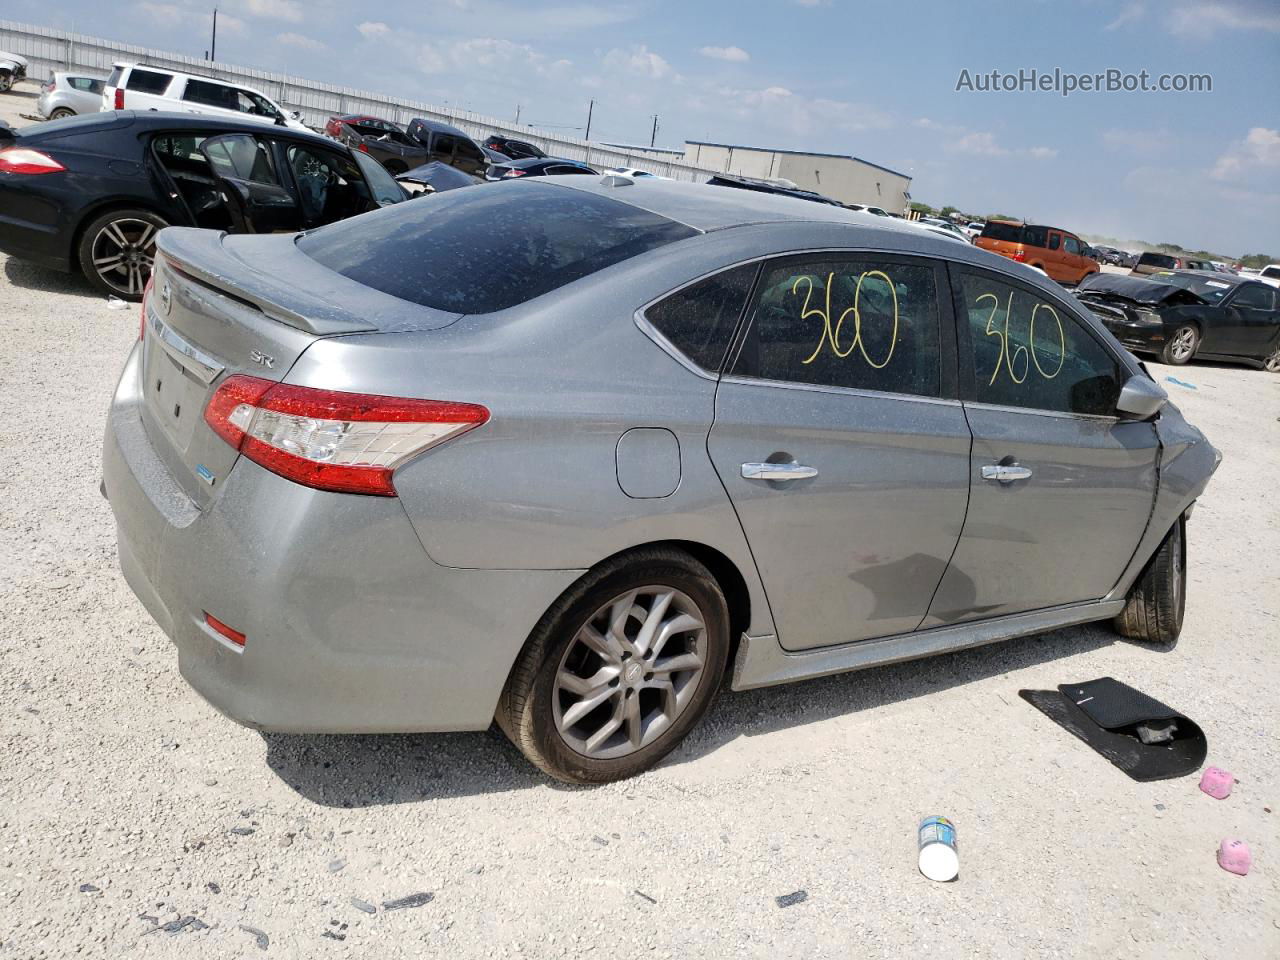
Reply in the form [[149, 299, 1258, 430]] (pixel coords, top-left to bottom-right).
[[553, 586, 707, 760], [1170, 327, 1196, 362], [1265, 348, 1280, 374], [91, 218, 158, 297]]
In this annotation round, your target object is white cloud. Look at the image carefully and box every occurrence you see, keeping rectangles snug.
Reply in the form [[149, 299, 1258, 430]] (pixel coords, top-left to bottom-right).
[[357, 21, 391, 39], [1105, 1, 1145, 31], [1169, 0, 1280, 34], [237, 0, 303, 23], [277, 31, 326, 51], [134, 2, 185, 24], [1027, 146, 1058, 159], [1211, 127, 1280, 180], [949, 132, 1008, 157], [603, 44, 673, 80], [698, 45, 750, 63]]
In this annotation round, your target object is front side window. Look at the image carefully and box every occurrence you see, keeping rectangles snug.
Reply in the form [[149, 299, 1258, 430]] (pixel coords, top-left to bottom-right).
[[126, 69, 174, 95], [298, 182, 698, 313], [351, 149, 404, 206], [1231, 283, 1276, 310], [203, 134, 278, 185], [730, 256, 942, 398], [433, 134, 458, 158], [958, 270, 1123, 416], [644, 264, 757, 372], [1063, 236, 1082, 255], [234, 89, 281, 119]]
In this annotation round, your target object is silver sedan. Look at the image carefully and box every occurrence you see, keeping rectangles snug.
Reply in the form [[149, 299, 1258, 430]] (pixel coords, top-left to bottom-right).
[[102, 178, 1219, 782]]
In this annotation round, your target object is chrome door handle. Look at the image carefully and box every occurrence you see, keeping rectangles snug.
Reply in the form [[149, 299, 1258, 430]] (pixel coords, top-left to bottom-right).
[[742, 461, 818, 482], [981, 464, 1033, 483]]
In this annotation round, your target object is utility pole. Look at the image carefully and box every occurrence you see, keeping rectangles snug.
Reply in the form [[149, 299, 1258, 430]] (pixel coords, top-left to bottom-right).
[[209, 7, 218, 62], [514, 104, 521, 125], [584, 99, 594, 141], [650, 115, 659, 148]]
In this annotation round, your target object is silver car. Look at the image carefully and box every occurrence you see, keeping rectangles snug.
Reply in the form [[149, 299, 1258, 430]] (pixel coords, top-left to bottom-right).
[[37, 72, 106, 119], [102, 179, 1219, 783]]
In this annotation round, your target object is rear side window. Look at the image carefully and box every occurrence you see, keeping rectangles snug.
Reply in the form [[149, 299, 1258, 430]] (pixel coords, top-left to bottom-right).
[[1231, 284, 1275, 310], [126, 69, 174, 95], [730, 256, 942, 398], [958, 270, 1122, 416], [183, 78, 234, 109], [981, 222, 1024, 243], [203, 135, 277, 184], [644, 264, 757, 372], [297, 182, 699, 313]]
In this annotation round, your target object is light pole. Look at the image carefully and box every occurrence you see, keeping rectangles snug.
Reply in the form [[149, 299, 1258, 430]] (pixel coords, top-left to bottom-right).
[[584, 99, 594, 141]]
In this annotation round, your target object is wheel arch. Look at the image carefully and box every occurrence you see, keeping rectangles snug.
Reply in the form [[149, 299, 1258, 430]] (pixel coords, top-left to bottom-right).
[[70, 198, 173, 272]]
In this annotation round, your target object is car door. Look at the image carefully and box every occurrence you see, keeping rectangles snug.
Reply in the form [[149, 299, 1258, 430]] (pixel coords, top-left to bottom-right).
[[924, 266, 1160, 626], [1062, 234, 1088, 283], [707, 253, 972, 651], [198, 133, 304, 234], [1042, 230, 1067, 282], [1218, 282, 1280, 356], [281, 141, 377, 228]]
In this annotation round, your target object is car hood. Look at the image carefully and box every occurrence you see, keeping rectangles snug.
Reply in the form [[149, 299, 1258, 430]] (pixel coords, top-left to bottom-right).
[[397, 161, 483, 191], [0, 51, 28, 67], [1077, 273, 1206, 307]]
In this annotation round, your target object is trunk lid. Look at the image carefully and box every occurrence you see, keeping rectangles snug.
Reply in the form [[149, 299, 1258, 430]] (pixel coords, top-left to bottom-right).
[[141, 227, 461, 507]]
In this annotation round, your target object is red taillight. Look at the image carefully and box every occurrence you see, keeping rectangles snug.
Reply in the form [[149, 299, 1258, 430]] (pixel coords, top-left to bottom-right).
[[203, 375, 490, 496], [114, 88, 124, 110], [139, 273, 155, 340], [502, 168, 526, 178], [0, 148, 66, 175], [205, 612, 246, 647], [357, 142, 369, 153], [1011, 250, 1028, 262]]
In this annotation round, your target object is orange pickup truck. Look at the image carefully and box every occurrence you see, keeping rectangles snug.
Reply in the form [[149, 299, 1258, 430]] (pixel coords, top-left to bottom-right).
[[975, 220, 1100, 286]]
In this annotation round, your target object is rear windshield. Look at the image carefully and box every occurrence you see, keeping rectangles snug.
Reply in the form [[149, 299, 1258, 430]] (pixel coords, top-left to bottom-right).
[[297, 182, 699, 313], [980, 222, 1024, 243], [1138, 252, 1177, 268]]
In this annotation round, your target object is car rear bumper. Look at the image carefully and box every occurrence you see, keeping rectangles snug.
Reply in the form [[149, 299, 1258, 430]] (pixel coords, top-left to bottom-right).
[[0, 193, 73, 272], [102, 343, 582, 733]]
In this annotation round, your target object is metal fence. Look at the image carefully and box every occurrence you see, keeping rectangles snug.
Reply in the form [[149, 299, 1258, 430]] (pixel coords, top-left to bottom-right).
[[0, 19, 721, 181]]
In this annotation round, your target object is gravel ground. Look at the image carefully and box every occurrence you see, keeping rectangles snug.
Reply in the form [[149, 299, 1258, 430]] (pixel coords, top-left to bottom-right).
[[2, 86, 1278, 959]]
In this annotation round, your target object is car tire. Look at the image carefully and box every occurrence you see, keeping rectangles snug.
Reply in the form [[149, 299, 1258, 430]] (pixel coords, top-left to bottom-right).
[[496, 547, 731, 784], [49, 107, 76, 120], [1113, 517, 1185, 648], [0, 73, 12, 93], [1264, 346, 1280, 374], [1162, 324, 1199, 365], [76, 208, 168, 301]]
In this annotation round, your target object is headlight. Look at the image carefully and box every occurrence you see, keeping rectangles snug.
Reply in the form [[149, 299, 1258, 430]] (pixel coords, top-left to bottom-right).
[[1135, 309, 1164, 324]]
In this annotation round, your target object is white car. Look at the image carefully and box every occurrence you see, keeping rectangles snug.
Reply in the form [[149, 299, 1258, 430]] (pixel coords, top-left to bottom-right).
[[0, 49, 28, 92], [1256, 264, 1280, 288], [846, 203, 890, 217], [965, 221, 986, 238], [604, 166, 669, 180], [101, 62, 309, 132]]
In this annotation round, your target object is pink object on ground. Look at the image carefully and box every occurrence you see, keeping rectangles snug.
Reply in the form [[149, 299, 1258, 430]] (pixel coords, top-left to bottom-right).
[[1217, 840, 1251, 876], [1199, 766, 1233, 799]]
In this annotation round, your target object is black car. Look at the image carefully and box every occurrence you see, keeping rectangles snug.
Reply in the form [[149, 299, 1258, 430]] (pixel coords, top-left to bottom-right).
[[395, 160, 483, 194], [1077, 270, 1280, 371], [325, 114, 429, 174], [404, 118, 489, 177], [483, 134, 547, 161], [0, 111, 406, 299], [486, 157, 599, 180]]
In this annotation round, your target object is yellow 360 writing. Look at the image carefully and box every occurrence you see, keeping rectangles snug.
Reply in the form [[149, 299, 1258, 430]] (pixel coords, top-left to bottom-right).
[[795, 271, 899, 368], [978, 292, 1066, 386]]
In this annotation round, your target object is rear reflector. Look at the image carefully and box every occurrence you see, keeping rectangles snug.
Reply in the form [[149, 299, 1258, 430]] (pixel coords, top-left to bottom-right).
[[205, 612, 246, 647], [0, 147, 66, 175], [204, 375, 489, 496], [140, 273, 154, 341]]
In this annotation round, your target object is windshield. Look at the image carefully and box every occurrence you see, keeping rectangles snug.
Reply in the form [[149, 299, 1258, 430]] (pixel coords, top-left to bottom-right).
[[1143, 272, 1234, 304]]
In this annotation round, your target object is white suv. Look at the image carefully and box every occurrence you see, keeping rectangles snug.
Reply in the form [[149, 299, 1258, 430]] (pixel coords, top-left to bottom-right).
[[1257, 264, 1280, 289], [101, 63, 309, 132]]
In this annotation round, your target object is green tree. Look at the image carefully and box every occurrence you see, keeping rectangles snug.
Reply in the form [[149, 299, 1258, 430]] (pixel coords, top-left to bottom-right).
[[909, 202, 935, 215], [939, 205, 959, 218]]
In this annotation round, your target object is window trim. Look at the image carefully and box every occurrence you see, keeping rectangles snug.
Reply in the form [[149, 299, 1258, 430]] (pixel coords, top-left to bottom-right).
[[724, 250, 959, 402], [947, 261, 1133, 420]]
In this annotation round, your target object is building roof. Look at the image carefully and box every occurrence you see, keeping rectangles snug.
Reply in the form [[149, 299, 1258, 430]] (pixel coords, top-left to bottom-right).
[[684, 140, 910, 180], [601, 141, 685, 156]]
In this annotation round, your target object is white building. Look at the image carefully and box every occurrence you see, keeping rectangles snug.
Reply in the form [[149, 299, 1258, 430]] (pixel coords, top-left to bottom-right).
[[682, 140, 912, 213]]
